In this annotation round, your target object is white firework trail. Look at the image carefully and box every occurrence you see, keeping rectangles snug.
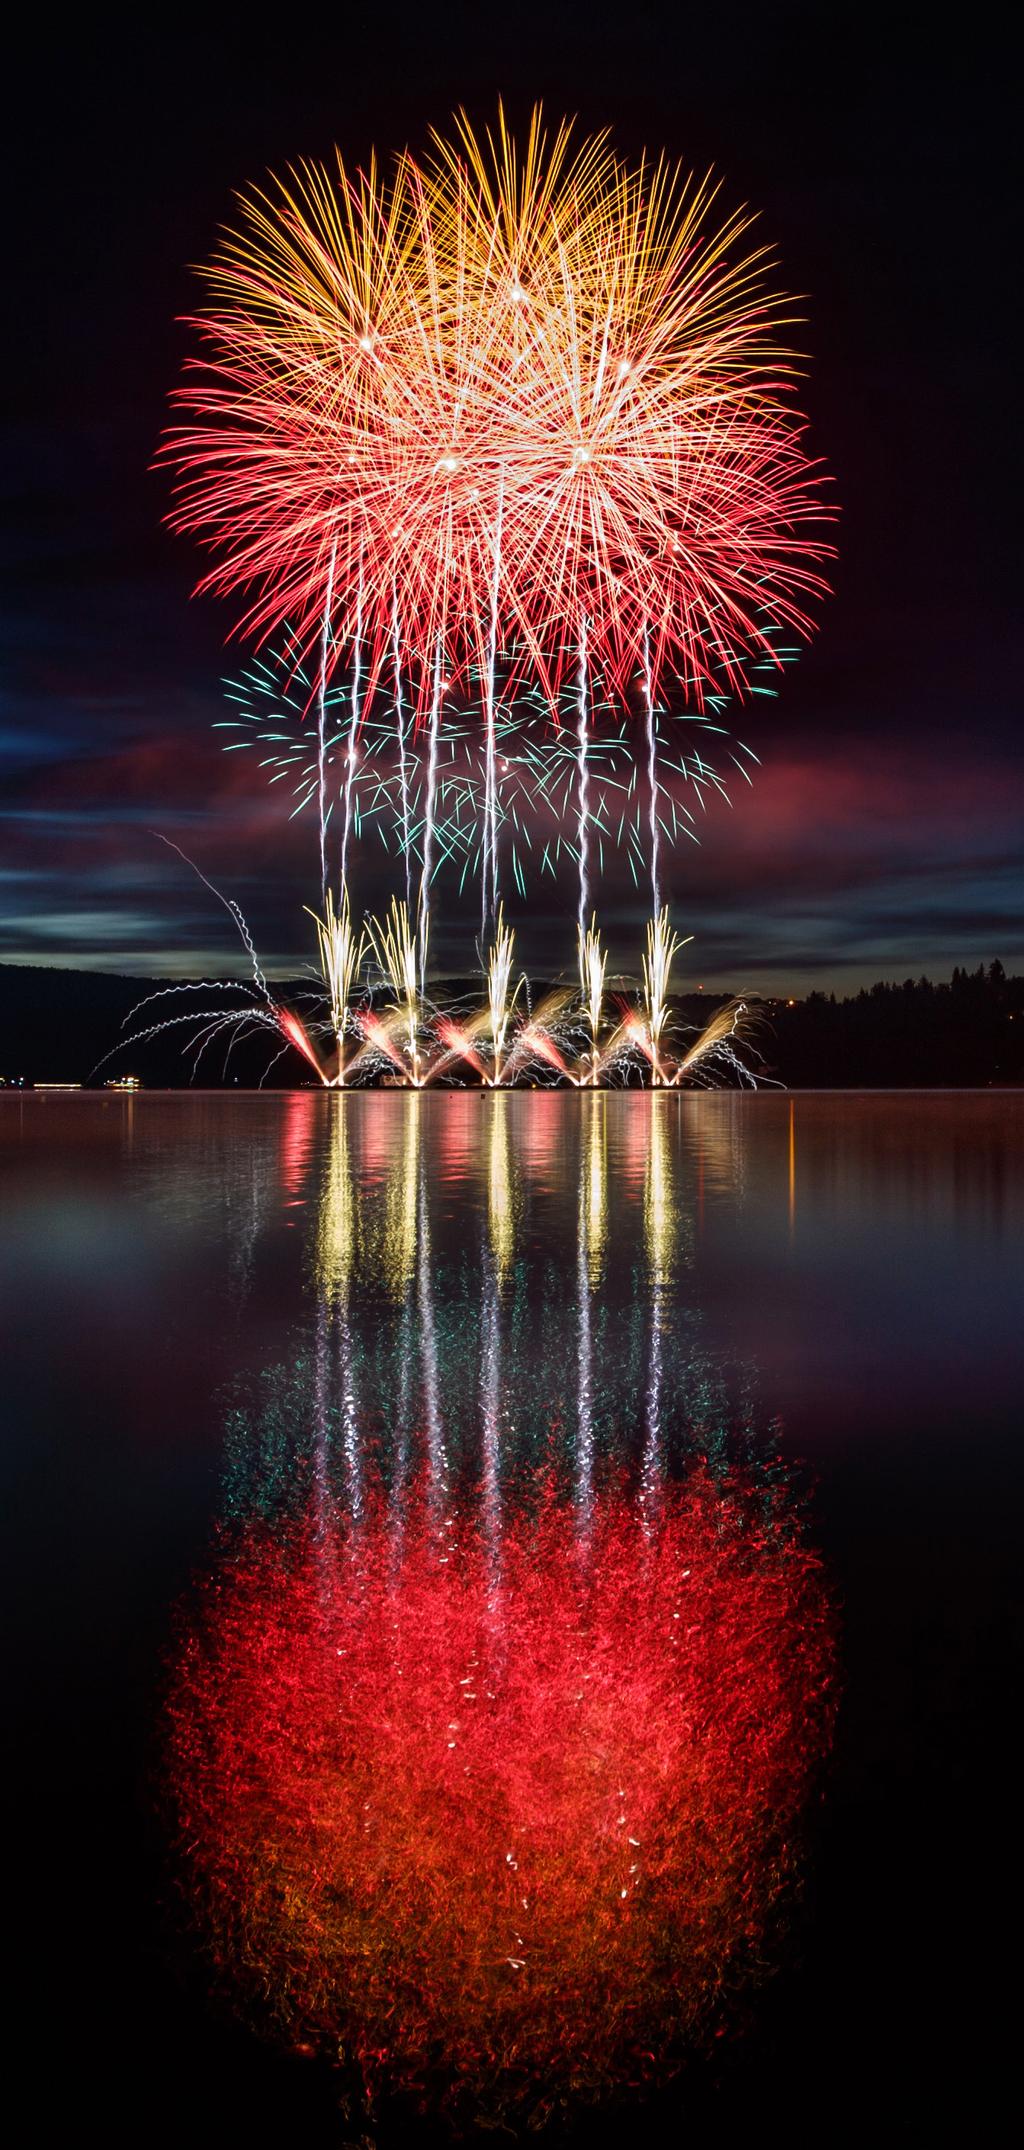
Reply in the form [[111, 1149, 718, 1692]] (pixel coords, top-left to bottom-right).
[[418, 636, 443, 1005], [391, 589, 412, 913], [642, 624, 661, 919], [576, 613, 590, 940], [155, 834, 272, 1004], [316, 538, 338, 906], [482, 472, 505, 939], [338, 561, 363, 899]]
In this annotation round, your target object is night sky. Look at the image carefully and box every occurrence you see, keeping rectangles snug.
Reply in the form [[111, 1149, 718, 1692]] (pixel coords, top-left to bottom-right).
[[4, 4, 1020, 991]]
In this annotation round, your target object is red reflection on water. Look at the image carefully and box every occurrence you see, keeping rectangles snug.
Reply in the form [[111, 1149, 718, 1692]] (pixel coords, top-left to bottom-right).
[[167, 1473, 834, 2123], [436, 1089, 478, 1184], [518, 1089, 567, 1188], [278, 1091, 317, 1199], [357, 1089, 403, 1183]]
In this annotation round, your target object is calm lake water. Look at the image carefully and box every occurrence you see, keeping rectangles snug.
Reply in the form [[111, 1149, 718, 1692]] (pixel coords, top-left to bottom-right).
[[5, 1091, 1021, 2140]]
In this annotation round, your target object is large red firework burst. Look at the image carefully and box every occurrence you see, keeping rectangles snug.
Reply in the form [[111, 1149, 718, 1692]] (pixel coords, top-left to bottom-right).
[[166, 1471, 835, 2126], [163, 108, 833, 716]]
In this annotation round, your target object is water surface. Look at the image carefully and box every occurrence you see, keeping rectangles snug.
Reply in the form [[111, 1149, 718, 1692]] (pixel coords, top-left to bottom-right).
[[5, 1092, 1020, 2139]]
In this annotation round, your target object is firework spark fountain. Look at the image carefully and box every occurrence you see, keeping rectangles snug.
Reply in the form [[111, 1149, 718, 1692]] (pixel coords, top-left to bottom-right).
[[578, 916, 607, 1088], [485, 903, 521, 1086], [642, 907, 690, 1086], [307, 887, 364, 1080], [367, 897, 422, 1085]]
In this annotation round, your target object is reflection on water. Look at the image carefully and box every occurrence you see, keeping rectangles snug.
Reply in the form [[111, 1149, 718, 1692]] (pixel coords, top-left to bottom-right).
[[165, 1092, 836, 2126], [218, 1094, 765, 1521], [4, 1092, 1023, 2130], [168, 1476, 833, 2128]]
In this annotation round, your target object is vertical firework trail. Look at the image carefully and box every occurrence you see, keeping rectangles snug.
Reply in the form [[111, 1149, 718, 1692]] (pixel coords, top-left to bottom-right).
[[576, 615, 591, 942], [338, 560, 363, 902], [482, 472, 505, 940], [418, 636, 443, 1005], [392, 591, 412, 913], [642, 626, 662, 920], [315, 539, 338, 907]]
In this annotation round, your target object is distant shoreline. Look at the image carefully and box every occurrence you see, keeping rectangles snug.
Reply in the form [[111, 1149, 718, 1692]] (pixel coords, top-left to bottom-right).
[[2, 959, 1020, 1090]]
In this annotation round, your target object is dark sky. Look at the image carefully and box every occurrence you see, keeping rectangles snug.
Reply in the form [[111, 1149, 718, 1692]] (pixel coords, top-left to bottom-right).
[[3, 3, 1020, 990]]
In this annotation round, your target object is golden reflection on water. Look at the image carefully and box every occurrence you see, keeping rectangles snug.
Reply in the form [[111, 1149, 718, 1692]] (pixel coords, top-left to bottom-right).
[[382, 1092, 420, 1301], [645, 1094, 675, 1293], [314, 1093, 356, 1302], [584, 1092, 608, 1286], [487, 1096, 515, 1285]]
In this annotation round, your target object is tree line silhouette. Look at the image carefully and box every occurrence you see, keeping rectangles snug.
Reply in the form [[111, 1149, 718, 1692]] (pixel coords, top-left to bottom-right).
[[0, 960, 1021, 1087]]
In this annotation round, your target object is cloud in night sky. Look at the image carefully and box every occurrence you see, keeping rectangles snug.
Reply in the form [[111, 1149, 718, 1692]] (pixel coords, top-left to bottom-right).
[[1, 683, 1020, 990]]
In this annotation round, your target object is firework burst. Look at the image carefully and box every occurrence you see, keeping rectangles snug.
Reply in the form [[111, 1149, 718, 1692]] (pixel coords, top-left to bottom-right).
[[154, 109, 833, 1078], [163, 107, 832, 719]]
